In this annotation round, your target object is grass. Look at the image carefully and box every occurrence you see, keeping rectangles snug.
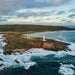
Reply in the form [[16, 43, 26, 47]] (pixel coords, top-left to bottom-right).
[[0, 25, 74, 32], [0, 25, 72, 54], [3, 32, 69, 54]]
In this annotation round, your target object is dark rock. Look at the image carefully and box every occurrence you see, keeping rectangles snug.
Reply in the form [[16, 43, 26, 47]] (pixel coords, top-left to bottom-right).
[[0, 58, 3, 61], [14, 60, 19, 63]]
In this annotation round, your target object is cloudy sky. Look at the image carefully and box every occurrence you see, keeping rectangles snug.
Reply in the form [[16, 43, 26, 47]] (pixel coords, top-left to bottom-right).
[[0, 0, 75, 26]]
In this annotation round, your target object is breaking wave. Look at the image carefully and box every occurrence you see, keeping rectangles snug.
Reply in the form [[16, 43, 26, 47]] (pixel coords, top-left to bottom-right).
[[0, 32, 75, 75], [59, 63, 75, 75]]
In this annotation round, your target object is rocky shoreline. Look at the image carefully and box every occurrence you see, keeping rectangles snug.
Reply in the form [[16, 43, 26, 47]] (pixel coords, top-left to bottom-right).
[[2, 33, 71, 55]]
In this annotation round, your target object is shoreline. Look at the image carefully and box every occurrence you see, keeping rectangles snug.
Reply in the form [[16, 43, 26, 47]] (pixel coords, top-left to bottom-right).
[[0, 34, 75, 72], [1, 30, 75, 34], [23, 30, 75, 44], [1, 32, 71, 54]]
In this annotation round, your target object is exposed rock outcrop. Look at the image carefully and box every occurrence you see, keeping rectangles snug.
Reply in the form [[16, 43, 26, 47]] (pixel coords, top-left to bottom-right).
[[42, 42, 56, 50]]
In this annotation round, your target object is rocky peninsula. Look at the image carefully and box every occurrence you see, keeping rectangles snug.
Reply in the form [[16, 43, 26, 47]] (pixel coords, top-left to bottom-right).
[[0, 25, 74, 54], [2, 32, 71, 54]]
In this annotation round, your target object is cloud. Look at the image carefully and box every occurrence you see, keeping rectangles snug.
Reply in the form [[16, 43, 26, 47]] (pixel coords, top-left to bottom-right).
[[60, 18, 72, 24], [61, 18, 66, 22], [45, 18, 51, 20], [57, 11, 66, 15], [54, 0, 69, 4], [55, 17, 60, 19], [17, 11, 50, 18], [0, 0, 71, 16], [66, 20, 72, 23], [0, 17, 7, 22], [69, 9, 75, 13], [16, 9, 56, 18], [0, 0, 19, 16], [68, 14, 75, 18]]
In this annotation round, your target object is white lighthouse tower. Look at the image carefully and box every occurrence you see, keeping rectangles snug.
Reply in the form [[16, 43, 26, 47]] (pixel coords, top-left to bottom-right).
[[43, 34, 46, 41]]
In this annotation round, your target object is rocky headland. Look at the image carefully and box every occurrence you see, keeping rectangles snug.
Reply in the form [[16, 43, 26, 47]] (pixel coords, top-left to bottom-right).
[[2, 32, 71, 54]]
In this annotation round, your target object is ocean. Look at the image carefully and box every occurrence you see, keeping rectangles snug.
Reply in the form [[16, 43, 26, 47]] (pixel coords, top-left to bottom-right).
[[0, 31, 75, 75], [65, 26, 75, 28]]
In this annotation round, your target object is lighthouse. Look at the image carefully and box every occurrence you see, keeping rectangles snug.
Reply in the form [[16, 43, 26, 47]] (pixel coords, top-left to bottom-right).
[[43, 34, 46, 41]]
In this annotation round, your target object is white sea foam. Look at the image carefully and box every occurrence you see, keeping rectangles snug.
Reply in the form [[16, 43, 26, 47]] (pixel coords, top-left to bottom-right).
[[0, 34, 56, 71], [54, 51, 67, 58], [0, 34, 75, 71], [69, 43, 75, 51], [59, 63, 75, 75], [54, 50, 75, 58], [0, 48, 56, 71], [0, 48, 72, 71], [0, 34, 3, 37]]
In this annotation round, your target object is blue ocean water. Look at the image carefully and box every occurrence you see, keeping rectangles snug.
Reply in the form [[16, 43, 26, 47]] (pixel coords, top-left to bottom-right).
[[25, 31, 75, 43], [0, 31, 75, 75], [65, 26, 75, 28]]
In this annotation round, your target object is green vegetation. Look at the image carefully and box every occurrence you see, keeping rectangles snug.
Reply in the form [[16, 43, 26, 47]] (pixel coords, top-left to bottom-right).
[[3, 32, 70, 54], [3, 32, 45, 51], [0, 25, 72, 54], [0, 25, 74, 32]]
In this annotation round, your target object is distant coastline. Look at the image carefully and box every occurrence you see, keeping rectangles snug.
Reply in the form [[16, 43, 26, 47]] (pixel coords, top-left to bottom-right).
[[65, 26, 75, 28], [0, 25, 75, 32]]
